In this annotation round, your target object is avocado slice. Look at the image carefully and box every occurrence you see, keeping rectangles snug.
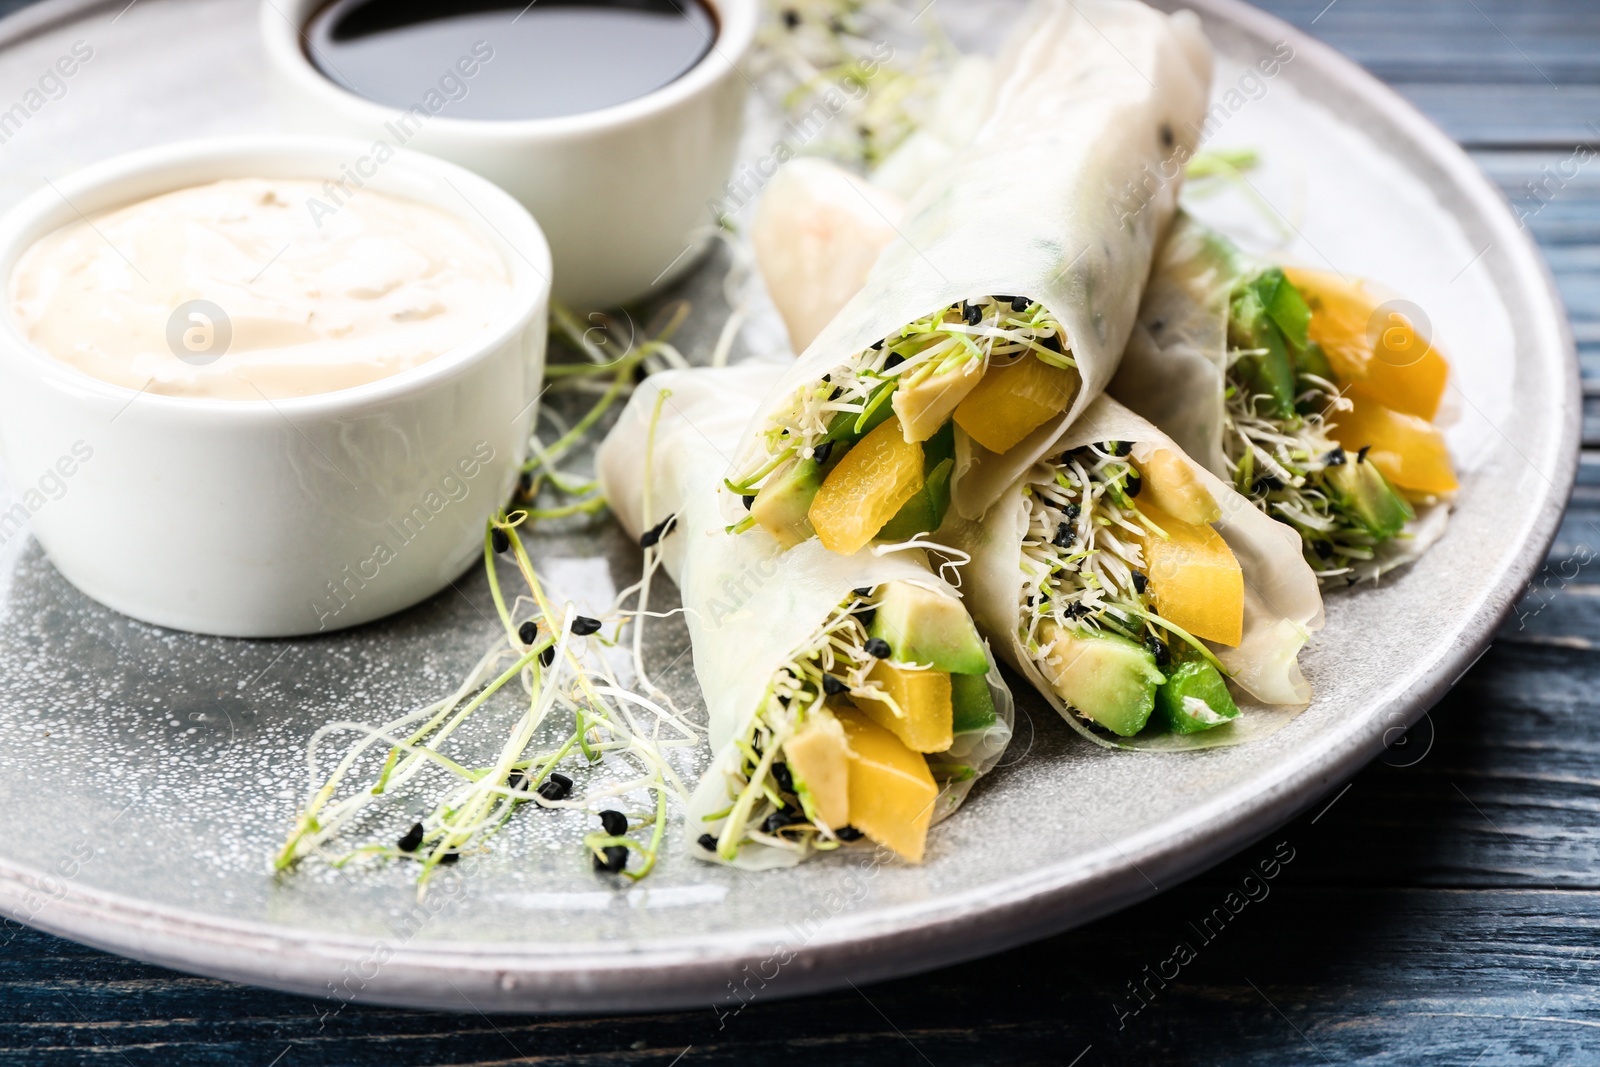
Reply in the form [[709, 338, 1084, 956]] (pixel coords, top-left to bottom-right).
[[950, 672, 997, 733], [891, 359, 986, 443], [1153, 659, 1240, 734], [878, 422, 956, 541], [1039, 626, 1166, 737], [750, 456, 821, 549], [1294, 338, 1334, 384], [1323, 452, 1413, 539], [1255, 267, 1312, 350], [1228, 282, 1297, 420], [1293, 339, 1336, 414], [784, 714, 850, 829], [868, 580, 989, 676], [821, 378, 897, 448]]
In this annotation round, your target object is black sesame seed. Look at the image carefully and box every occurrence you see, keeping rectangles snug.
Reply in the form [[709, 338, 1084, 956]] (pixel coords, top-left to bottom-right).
[[599, 809, 628, 836], [1324, 447, 1347, 467], [697, 833, 718, 852], [537, 772, 573, 802], [518, 620, 537, 646], [962, 301, 982, 326], [437, 851, 459, 866], [639, 513, 677, 549], [571, 615, 602, 637], [856, 608, 876, 628], [821, 373, 832, 383], [865, 637, 892, 659], [539, 646, 555, 668], [1052, 522, 1074, 548], [828, 386, 843, 401], [781, 7, 799, 27], [1064, 502, 1081, 523], [1144, 634, 1170, 666], [742, 494, 755, 510], [762, 809, 804, 835], [870, 339, 884, 350], [835, 825, 865, 841], [594, 844, 628, 873], [884, 353, 905, 368], [1132, 571, 1148, 595], [1357, 445, 1372, 464], [771, 762, 794, 793], [813, 440, 834, 465], [507, 769, 527, 792], [491, 528, 510, 554], [1011, 296, 1030, 312], [822, 674, 847, 696], [1064, 602, 1089, 620], [397, 822, 423, 852]]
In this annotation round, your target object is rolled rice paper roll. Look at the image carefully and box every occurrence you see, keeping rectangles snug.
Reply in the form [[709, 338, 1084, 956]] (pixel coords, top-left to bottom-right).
[[598, 364, 1014, 869], [1111, 213, 1452, 578], [728, 0, 1214, 541], [948, 394, 1325, 751]]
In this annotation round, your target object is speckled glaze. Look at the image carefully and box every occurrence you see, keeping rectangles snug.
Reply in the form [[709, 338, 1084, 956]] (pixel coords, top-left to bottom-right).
[[0, 0, 1576, 1013]]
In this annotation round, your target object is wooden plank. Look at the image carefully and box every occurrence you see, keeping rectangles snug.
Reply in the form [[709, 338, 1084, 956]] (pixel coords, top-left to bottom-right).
[[1253, 0, 1600, 87]]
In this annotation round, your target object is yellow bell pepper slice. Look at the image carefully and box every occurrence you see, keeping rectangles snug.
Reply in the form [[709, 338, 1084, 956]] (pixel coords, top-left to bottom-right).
[[835, 708, 938, 863], [852, 659, 954, 754], [953, 355, 1079, 454], [1326, 392, 1458, 496], [1285, 267, 1449, 421], [1138, 502, 1244, 647], [808, 415, 924, 555], [1134, 447, 1220, 525]]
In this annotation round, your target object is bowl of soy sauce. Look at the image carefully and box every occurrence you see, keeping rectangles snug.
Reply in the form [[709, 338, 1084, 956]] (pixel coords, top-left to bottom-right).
[[262, 0, 757, 309]]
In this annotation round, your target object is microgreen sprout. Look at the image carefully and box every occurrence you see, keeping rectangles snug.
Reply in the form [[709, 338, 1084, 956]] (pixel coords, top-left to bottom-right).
[[707, 590, 885, 862], [276, 510, 699, 897], [1019, 443, 1221, 688], [1222, 345, 1410, 584], [753, 0, 954, 167]]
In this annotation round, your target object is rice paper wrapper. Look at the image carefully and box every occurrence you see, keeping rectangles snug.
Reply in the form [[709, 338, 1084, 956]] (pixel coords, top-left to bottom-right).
[[597, 365, 1014, 869], [728, 0, 1214, 525], [947, 395, 1325, 752], [1110, 212, 1452, 579]]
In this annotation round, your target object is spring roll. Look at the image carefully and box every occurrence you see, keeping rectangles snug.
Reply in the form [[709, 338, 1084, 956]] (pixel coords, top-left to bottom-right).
[[948, 395, 1324, 750], [726, 0, 1213, 560], [1111, 213, 1456, 583], [597, 365, 1013, 869]]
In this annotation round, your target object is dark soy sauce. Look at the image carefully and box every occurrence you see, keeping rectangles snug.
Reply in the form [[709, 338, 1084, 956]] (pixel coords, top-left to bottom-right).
[[305, 0, 718, 121]]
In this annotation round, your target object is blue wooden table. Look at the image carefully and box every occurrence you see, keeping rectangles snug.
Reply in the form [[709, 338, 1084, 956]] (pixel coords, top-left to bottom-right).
[[2, 1, 1597, 1063]]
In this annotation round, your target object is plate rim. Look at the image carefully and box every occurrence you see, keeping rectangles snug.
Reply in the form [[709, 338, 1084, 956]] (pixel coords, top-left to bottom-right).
[[0, 0, 1579, 1012]]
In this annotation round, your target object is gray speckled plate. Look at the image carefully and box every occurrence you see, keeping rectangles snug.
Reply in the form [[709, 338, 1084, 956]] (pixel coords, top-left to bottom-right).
[[0, 0, 1576, 1013]]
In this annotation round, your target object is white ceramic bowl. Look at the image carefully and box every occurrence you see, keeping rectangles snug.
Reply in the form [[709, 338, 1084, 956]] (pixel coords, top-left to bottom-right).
[[260, 0, 757, 311], [0, 136, 551, 638]]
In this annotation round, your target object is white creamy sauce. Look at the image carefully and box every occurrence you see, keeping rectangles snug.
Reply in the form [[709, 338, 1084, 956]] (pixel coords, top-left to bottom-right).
[[7, 178, 512, 400]]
